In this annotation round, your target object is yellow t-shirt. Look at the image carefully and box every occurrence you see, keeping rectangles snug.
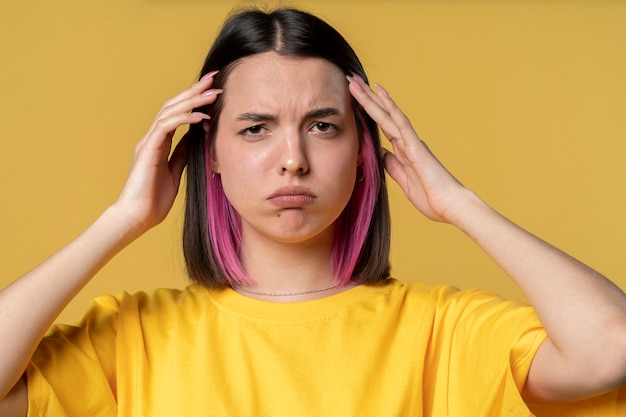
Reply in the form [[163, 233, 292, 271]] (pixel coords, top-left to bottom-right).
[[26, 279, 625, 416]]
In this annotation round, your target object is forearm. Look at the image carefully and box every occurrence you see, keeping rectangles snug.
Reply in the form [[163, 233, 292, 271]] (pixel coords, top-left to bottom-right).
[[0, 71, 217, 403], [0, 205, 142, 399], [348, 74, 626, 399], [449, 188, 626, 398]]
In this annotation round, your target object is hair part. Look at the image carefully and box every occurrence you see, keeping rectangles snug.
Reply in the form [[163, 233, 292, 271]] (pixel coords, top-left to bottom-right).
[[184, 7, 391, 287]]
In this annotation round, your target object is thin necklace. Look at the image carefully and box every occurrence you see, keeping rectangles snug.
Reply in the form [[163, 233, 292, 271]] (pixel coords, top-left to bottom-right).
[[234, 282, 342, 297]]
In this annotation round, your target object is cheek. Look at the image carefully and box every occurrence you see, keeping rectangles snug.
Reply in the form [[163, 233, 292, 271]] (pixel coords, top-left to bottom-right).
[[219, 167, 256, 217], [216, 147, 270, 205], [220, 158, 256, 192], [319, 144, 359, 197], [338, 165, 358, 199]]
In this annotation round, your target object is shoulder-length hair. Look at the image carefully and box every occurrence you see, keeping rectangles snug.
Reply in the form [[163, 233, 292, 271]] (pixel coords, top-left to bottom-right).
[[183, 7, 391, 287]]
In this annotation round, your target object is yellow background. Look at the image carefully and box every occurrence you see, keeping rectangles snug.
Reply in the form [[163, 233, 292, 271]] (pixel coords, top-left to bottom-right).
[[1, 0, 624, 324]]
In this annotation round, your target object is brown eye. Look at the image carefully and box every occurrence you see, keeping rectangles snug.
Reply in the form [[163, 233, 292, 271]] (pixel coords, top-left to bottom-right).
[[239, 125, 266, 136], [311, 122, 339, 135], [315, 122, 331, 132]]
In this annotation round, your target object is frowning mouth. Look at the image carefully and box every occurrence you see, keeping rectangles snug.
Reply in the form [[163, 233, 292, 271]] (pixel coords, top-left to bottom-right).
[[268, 186, 317, 208]]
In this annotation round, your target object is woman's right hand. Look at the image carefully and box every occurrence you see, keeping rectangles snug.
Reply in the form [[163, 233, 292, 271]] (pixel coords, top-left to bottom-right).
[[0, 73, 223, 412], [114, 71, 222, 237]]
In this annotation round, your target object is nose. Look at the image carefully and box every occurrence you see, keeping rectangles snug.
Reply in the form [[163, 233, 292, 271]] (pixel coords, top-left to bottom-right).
[[278, 133, 309, 176]]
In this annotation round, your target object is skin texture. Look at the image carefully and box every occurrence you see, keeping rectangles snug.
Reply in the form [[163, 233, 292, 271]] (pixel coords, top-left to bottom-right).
[[212, 53, 360, 295]]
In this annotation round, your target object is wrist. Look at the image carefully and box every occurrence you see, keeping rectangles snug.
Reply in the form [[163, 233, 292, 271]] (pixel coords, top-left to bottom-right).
[[97, 204, 150, 248], [443, 188, 494, 234]]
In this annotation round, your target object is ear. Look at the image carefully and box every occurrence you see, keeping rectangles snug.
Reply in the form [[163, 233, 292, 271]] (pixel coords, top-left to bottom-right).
[[357, 151, 363, 165], [211, 159, 220, 174]]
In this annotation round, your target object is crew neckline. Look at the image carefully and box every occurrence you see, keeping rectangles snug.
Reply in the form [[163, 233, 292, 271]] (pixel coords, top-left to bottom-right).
[[204, 279, 398, 322]]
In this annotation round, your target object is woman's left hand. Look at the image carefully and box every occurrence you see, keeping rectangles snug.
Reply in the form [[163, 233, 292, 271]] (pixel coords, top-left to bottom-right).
[[347, 74, 466, 224], [349, 74, 626, 402]]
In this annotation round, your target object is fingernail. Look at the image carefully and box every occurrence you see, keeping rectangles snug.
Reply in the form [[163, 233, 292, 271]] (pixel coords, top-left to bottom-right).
[[200, 70, 219, 81], [191, 112, 210, 120], [375, 83, 390, 98], [353, 74, 366, 84], [202, 88, 224, 96], [347, 75, 363, 92]]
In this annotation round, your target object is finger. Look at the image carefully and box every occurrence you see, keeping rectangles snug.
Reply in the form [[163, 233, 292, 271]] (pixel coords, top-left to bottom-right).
[[161, 70, 219, 109], [381, 148, 407, 187], [149, 88, 221, 132], [347, 76, 402, 141], [374, 83, 422, 146], [370, 83, 436, 170], [137, 112, 209, 158], [169, 132, 191, 185], [151, 112, 209, 141], [347, 78, 411, 168], [157, 89, 222, 123], [142, 89, 219, 149], [350, 74, 386, 109], [144, 71, 220, 136]]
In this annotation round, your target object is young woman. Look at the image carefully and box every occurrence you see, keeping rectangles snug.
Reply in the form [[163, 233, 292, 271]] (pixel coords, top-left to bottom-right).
[[1, 8, 625, 416]]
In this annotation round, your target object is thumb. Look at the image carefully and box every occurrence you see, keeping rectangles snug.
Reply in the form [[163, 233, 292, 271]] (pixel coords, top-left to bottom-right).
[[382, 148, 408, 188], [169, 133, 190, 186]]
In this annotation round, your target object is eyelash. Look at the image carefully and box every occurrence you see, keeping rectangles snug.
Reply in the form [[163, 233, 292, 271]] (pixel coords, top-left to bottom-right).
[[311, 122, 340, 135], [239, 125, 267, 136], [238, 122, 340, 137]]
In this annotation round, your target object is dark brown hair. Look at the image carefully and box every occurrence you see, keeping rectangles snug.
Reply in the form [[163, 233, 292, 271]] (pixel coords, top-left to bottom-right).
[[183, 7, 391, 287]]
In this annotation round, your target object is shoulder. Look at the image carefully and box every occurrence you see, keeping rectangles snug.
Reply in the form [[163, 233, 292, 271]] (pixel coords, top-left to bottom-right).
[[113, 284, 211, 311], [78, 284, 213, 326], [394, 279, 531, 311], [71, 284, 216, 341], [374, 277, 485, 307], [379, 278, 540, 328]]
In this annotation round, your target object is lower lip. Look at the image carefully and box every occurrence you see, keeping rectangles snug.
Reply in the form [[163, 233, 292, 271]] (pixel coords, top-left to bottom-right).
[[268, 195, 316, 208]]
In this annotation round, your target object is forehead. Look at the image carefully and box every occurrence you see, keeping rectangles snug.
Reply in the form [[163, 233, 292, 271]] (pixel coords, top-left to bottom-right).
[[221, 52, 350, 114]]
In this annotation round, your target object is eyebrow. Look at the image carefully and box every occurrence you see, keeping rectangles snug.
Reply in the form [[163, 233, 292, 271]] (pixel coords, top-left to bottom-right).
[[236, 112, 276, 122], [235, 107, 343, 122], [304, 107, 343, 119]]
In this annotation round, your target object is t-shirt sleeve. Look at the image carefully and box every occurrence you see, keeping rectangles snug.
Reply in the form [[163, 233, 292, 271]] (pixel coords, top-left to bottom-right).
[[26, 294, 120, 417], [439, 287, 626, 416], [432, 287, 547, 415]]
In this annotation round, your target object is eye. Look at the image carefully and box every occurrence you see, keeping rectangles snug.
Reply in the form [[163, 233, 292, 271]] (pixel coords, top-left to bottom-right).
[[310, 122, 339, 135], [239, 125, 267, 136]]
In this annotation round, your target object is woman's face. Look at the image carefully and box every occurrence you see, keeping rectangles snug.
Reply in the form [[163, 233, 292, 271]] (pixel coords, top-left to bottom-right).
[[212, 52, 360, 248]]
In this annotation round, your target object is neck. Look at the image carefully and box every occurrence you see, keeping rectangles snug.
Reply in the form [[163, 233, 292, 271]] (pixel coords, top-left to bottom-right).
[[237, 228, 343, 301]]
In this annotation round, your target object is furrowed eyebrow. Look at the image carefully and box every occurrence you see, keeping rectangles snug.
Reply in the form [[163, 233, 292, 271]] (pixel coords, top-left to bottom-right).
[[304, 107, 342, 119], [235, 107, 342, 122], [236, 112, 276, 122]]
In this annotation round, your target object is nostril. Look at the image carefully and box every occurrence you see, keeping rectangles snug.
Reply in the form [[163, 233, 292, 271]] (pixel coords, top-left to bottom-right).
[[279, 156, 308, 175]]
